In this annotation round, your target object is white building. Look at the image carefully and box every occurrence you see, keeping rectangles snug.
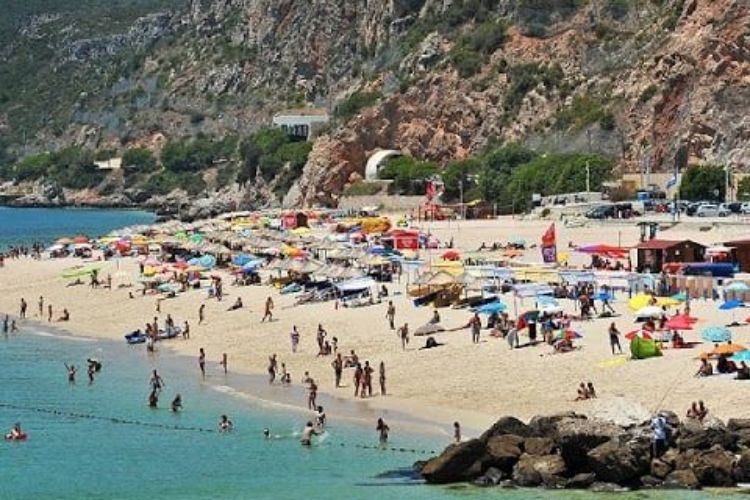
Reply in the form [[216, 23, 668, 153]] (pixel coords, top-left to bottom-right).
[[272, 108, 329, 140]]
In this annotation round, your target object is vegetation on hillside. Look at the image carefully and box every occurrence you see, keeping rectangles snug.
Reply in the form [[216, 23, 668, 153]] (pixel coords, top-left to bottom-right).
[[679, 165, 726, 202]]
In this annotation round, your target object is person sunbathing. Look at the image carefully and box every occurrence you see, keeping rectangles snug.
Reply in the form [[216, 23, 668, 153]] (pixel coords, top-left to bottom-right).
[[736, 361, 750, 380], [717, 355, 736, 374], [57, 309, 70, 322], [671, 331, 685, 349], [228, 298, 243, 311], [587, 382, 597, 398], [696, 358, 713, 377], [575, 382, 590, 401]]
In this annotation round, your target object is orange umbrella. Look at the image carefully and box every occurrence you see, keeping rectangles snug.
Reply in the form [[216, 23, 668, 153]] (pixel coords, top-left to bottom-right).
[[73, 235, 89, 244], [712, 343, 747, 356]]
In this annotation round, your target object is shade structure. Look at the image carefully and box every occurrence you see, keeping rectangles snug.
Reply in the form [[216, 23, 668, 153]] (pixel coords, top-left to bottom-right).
[[442, 250, 461, 261], [701, 326, 732, 343], [629, 294, 678, 311], [665, 315, 695, 330], [711, 343, 746, 356], [474, 301, 507, 315], [574, 244, 628, 259]]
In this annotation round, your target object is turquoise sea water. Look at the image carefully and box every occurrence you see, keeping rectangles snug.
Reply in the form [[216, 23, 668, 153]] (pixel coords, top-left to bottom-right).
[[0, 207, 155, 250]]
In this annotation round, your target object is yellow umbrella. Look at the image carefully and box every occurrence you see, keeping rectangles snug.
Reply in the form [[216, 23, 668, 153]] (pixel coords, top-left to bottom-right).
[[628, 293, 653, 311], [656, 297, 681, 307]]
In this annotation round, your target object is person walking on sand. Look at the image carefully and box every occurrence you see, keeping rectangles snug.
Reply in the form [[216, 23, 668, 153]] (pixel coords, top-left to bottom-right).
[[47, 304, 53, 322], [262, 297, 274, 322], [183, 320, 190, 339], [19, 298, 27, 319], [468, 313, 482, 344], [332, 353, 343, 387], [398, 323, 409, 350], [354, 363, 363, 397], [198, 304, 205, 325], [37, 296, 44, 318], [268, 354, 277, 383], [362, 361, 374, 398], [386, 301, 396, 330], [290, 326, 300, 353], [376, 418, 390, 445], [307, 379, 318, 410], [198, 348, 206, 379], [379, 361, 386, 396], [608, 322, 623, 355]]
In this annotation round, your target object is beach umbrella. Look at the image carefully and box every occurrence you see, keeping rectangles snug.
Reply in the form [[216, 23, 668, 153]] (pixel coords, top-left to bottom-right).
[[657, 297, 682, 307], [731, 350, 750, 362], [73, 235, 89, 244], [701, 326, 732, 343], [665, 316, 695, 330], [625, 329, 653, 341], [719, 299, 744, 310], [474, 301, 507, 315], [634, 306, 663, 319], [711, 343, 746, 356], [628, 293, 653, 311], [725, 282, 750, 293], [425, 271, 456, 287], [442, 250, 461, 261], [56, 237, 74, 245], [509, 237, 526, 247]]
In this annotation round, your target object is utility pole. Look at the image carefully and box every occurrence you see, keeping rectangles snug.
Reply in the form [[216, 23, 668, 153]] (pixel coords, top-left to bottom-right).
[[585, 160, 591, 202]]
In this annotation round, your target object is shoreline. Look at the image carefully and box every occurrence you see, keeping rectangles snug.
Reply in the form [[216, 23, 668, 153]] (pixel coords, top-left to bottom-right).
[[11, 317, 487, 441]]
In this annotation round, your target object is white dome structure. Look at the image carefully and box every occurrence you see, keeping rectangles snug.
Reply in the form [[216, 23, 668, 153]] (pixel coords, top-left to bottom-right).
[[365, 149, 401, 180]]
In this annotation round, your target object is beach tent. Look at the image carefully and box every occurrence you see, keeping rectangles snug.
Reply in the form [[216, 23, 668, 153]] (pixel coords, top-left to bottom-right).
[[630, 335, 662, 359]]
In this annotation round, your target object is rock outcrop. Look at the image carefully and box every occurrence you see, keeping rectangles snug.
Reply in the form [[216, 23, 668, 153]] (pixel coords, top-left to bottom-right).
[[419, 411, 750, 491]]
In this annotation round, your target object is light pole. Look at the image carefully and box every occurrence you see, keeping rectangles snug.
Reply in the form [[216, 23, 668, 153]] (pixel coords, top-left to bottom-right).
[[585, 160, 591, 202]]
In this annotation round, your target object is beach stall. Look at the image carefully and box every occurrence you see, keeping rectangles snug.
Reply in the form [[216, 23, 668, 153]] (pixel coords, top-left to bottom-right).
[[634, 239, 706, 273]]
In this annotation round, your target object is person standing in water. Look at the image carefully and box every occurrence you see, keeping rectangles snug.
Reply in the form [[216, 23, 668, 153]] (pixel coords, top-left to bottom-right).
[[148, 389, 159, 408], [268, 354, 277, 383], [307, 379, 318, 410], [353, 363, 363, 397], [220, 353, 228, 374], [198, 348, 206, 379], [64, 363, 77, 383], [262, 297, 274, 322], [453, 422, 462, 443], [362, 361, 374, 398], [150, 369, 165, 392], [379, 361, 386, 396], [315, 405, 327, 429], [376, 418, 390, 445], [171, 394, 182, 412], [300, 421, 318, 446], [2, 315, 8, 334]]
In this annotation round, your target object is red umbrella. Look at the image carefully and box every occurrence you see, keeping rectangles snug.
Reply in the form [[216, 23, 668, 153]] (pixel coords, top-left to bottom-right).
[[73, 235, 89, 244], [665, 316, 694, 330], [625, 330, 653, 341], [442, 250, 461, 261]]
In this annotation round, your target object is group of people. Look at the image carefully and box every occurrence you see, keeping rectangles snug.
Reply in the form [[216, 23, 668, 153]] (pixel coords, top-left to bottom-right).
[[575, 381, 597, 401], [697, 355, 750, 379]]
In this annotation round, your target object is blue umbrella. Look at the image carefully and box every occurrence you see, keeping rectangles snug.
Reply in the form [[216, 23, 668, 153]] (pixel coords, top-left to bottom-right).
[[719, 299, 744, 310], [726, 282, 750, 293], [701, 326, 732, 343], [731, 350, 750, 362], [474, 301, 507, 315]]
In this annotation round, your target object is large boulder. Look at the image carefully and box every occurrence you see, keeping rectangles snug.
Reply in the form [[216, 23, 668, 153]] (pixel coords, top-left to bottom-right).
[[480, 416, 532, 440], [677, 420, 737, 451], [524, 437, 556, 456], [551, 416, 626, 471], [485, 434, 523, 471], [689, 449, 735, 486], [512, 453, 567, 487], [650, 457, 674, 479], [566, 472, 596, 489], [587, 438, 651, 484], [473, 467, 504, 487], [734, 449, 750, 483], [728, 418, 750, 447], [421, 439, 486, 484], [663, 469, 700, 489]]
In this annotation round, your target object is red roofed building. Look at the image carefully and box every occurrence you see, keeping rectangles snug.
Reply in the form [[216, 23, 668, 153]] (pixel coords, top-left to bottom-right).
[[724, 239, 750, 272], [634, 239, 706, 273]]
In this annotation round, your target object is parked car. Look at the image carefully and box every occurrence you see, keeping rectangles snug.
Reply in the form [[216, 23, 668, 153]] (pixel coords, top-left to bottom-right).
[[686, 201, 712, 216], [695, 204, 730, 217], [585, 205, 615, 219], [724, 202, 743, 214], [741, 202, 750, 214]]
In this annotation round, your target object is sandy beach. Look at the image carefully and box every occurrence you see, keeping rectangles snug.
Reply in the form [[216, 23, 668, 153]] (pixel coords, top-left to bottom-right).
[[3, 215, 750, 434]]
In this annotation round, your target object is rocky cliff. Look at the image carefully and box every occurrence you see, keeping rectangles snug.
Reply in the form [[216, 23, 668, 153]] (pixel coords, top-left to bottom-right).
[[1, 0, 749, 209]]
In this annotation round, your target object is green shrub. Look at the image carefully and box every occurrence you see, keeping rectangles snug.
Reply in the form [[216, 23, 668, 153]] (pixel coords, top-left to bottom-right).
[[13, 153, 52, 181], [122, 147, 157, 174], [554, 95, 611, 132], [378, 156, 438, 195], [450, 47, 484, 78], [334, 91, 382, 121], [343, 181, 384, 196], [142, 170, 206, 196], [679, 164, 725, 202]]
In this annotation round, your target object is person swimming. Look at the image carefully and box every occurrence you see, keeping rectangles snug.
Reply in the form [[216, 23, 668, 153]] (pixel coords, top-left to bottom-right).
[[263, 428, 271, 439], [64, 363, 77, 383], [5, 422, 25, 441], [219, 415, 233, 432]]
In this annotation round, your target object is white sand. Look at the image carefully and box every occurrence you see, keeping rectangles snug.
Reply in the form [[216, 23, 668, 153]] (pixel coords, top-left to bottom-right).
[[2, 216, 749, 435]]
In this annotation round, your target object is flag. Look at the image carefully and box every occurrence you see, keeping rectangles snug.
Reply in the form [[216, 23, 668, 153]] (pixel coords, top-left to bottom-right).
[[541, 223, 557, 263]]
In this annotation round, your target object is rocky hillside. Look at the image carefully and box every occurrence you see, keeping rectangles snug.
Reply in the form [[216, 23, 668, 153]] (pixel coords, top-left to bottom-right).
[[1, 0, 748, 209]]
